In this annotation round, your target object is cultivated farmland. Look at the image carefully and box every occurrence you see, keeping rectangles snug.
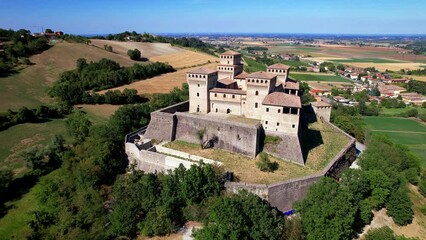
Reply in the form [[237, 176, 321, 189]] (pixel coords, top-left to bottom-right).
[[364, 117, 426, 165], [290, 73, 352, 83]]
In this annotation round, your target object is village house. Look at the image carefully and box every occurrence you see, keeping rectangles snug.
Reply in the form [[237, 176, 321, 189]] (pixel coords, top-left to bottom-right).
[[400, 92, 426, 106], [378, 84, 407, 97]]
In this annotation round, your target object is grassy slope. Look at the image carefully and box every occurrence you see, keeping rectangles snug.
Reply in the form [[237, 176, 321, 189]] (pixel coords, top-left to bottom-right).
[[243, 57, 266, 72], [0, 42, 136, 112], [290, 73, 352, 82], [0, 120, 68, 176], [364, 116, 426, 165]]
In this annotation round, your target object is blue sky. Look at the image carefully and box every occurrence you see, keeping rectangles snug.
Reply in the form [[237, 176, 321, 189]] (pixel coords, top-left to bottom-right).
[[1, 0, 425, 34]]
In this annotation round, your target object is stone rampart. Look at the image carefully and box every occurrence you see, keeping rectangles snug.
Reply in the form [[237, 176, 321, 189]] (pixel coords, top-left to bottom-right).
[[174, 112, 261, 158]]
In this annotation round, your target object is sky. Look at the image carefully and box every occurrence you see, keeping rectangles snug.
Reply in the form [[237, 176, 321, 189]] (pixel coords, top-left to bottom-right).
[[1, 0, 425, 35]]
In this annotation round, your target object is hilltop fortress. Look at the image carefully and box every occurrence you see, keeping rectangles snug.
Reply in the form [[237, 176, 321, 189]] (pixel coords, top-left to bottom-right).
[[143, 50, 304, 164]]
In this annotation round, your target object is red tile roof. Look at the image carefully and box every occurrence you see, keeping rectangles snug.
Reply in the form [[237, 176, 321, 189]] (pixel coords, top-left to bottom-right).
[[210, 88, 246, 95], [235, 72, 250, 79], [187, 67, 217, 75], [263, 92, 301, 108], [267, 63, 290, 70], [222, 50, 241, 56], [218, 77, 236, 86], [247, 71, 276, 79], [284, 80, 299, 90]]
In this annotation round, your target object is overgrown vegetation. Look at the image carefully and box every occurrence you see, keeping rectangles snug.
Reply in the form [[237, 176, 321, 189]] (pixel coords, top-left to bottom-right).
[[256, 152, 279, 172], [48, 58, 175, 105]]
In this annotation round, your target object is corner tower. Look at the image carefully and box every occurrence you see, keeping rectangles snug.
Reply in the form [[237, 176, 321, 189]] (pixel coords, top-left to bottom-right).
[[267, 63, 290, 85], [217, 50, 243, 80], [187, 67, 218, 114]]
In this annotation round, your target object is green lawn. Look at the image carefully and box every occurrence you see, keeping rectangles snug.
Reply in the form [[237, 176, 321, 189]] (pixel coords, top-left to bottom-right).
[[278, 60, 309, 68], [329, 58, 403, 63], [0, 119, 68, 176], [363, 116, 426, 165], [379, 107, 426, 117], [290, 73, 352, 83], [243, 57, 266, 72]]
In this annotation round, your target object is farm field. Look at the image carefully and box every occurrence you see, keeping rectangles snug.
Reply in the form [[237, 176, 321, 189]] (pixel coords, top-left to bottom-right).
[[329, 58, 403, 63], [99, 63, 218, 95], [165, 120, 349, 184], [0, 42, 137, 112], [90, 39, 218, 69], [363, 117, 426, 165], [75, 104, 121, 123], [0, 119, 68, 176], [290, 73, 352, 82], [278, 60, 310, 67], [379, 107, 426, 117]]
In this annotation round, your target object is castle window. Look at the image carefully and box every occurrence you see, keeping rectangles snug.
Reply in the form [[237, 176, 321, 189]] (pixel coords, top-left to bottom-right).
[[278, 109, 281, 113], [266, 108, 269, 112], [277, 122, 280, 126], [291, 108, 298, 115], [232, 95, 235, 99], [261, 80, 263, 83], [216, 108, 218, 112], [197, 93, 199, 97], [265, 80, 268, 83], [255, 91, 259, 96], [284, 107, 290, 114], [223, 94, 226, 98], [255, 102, 258, 108], [292, 124, 295, 128], [198, 84, 200, 87], [265, 121, 268, 124], [214, 93, 217, 97], [256, 80, 259, 83], [227, 109, 231, 114]]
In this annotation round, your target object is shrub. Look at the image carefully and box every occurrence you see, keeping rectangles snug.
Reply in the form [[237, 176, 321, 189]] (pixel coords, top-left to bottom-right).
[[256, 152, 279, 172], [419, 174, 426, 197], [386, 187, 413, 226], [127, 48, 141, 60], [264, 135, 282, 145], [365, 226, 395, 240]]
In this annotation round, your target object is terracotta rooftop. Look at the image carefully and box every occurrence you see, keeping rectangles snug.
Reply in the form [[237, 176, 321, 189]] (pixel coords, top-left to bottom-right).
[[187, 67, 217, 75], [222, 50, 241, 56], [218, 77, 236, 86], [263, 92, 301, 108], [284, 80, 299, 90], [311, 101, 331, 107], [267, 63, 290, 70], [247, 71, 276, 80], [235, 72, 250, 79], [210, 88, 246, 95]]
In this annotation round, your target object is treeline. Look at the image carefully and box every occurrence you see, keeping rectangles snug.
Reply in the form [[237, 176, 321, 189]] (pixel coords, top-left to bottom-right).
[[243, 46, 269, 51], [0, 104, 71, 131], [296, 134, 422, 240], [407, 79, 426, 94], [81, 89, 148, 105], [48, 58, 175, 105], [0, 28, 50, 76], [93, 31, 216, 55]]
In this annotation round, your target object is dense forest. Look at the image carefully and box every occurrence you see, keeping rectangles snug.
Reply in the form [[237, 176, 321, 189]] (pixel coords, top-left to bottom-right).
[[48, 58, 175, 105], [0, 28, 50, 76]]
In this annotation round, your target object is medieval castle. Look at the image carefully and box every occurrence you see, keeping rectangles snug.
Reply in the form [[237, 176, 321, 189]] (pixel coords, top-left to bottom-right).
[[187, 50, 301, 135]]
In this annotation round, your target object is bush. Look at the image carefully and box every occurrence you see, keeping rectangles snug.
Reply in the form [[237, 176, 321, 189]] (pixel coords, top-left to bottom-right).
[[256, 152, 279, 172], [419, 174, 426, 197], [127, 48, 141, 60], [386, 187, 413, 226], [365, 226, 395, 240]]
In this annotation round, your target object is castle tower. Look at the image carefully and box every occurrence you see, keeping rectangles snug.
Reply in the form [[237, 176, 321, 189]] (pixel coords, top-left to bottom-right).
[[244, 71, 277, 119], [267, 63, 290, 85], [217, 50, 243, 80], [187, 67, 218, 114]]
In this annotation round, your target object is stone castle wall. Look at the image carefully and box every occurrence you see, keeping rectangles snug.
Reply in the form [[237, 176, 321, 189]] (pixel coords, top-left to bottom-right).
[[224, 121, 357, 212], [174, 112, 261, 158]]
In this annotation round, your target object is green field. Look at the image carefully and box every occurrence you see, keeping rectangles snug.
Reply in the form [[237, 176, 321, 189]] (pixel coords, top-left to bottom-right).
[[364, 117, 426, 165], [278, 60, 310, 68], [379, 107, 426, 117], [0, 120, 68, 176], [290, 73, 352, 82], [329, 58, 403, 63], [243, 57, 266, 72]]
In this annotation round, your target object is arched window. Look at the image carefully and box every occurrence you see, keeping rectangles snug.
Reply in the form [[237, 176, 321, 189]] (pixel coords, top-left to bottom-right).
[[255, 91, 259, 96]]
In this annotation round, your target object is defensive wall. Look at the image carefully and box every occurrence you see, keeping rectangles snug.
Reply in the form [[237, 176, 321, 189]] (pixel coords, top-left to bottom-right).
[[225, 120, 357, 211]]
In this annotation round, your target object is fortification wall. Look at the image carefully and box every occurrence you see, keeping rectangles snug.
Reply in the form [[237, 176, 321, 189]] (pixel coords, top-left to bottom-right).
[[174, 112, 261, 157], [156, 144, 221, 166], [224, 121, 357, 212], [264, 132, 304, 165]]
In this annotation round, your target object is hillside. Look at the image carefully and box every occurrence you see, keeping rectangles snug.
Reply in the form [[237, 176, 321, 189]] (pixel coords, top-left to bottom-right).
[[0, 42, 137, 111]]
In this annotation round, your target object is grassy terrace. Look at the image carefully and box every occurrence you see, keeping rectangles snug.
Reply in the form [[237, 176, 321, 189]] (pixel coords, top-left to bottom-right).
[[290, 73, 352, 83], [165, 121, 349, 184]]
